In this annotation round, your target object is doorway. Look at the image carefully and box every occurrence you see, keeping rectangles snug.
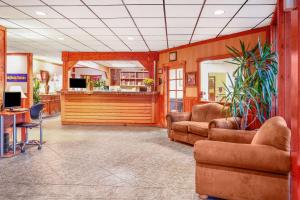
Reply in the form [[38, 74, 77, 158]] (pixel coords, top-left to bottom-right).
[[168, 67, 184, 112]]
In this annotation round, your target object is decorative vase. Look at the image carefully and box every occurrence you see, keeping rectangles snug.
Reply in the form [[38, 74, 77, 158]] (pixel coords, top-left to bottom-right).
[[147, 86, 152, 92]]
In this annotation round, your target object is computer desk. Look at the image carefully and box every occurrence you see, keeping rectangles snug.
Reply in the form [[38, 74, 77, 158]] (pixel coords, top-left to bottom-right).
[[0, 109, 29, 157]]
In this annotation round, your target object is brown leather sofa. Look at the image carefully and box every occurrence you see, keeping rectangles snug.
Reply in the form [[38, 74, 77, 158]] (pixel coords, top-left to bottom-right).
[[194, 116, 291, 200], [166, 103, 239, 145]]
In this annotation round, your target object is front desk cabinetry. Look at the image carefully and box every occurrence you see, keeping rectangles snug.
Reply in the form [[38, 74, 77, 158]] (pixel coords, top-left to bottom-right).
[[40, 94, 61, 116], [61, 91, 159, 125]]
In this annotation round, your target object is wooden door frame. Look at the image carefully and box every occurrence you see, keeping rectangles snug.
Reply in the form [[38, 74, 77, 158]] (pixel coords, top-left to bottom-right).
[[162, 61, 186, 118]]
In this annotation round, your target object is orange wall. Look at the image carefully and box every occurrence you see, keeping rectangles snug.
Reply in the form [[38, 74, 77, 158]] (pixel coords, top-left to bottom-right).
[[274, 1, 300, 199], [0, 26, 6, 107], [157, 27, 268, 98]]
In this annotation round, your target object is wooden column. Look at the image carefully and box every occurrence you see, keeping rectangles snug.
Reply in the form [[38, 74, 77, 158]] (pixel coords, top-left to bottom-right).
[[0, 26, 6, 107]]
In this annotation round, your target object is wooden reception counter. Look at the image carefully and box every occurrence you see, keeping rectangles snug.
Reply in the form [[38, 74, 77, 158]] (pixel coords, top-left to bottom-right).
[[60, 91, 159, 126]]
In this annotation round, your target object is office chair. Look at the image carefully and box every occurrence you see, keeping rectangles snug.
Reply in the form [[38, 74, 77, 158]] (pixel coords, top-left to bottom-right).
[[17, 103, 44, 153]]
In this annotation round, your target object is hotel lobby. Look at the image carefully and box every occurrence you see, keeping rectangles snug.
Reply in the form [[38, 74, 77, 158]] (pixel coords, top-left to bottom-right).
[[0, 0, 299, 200]]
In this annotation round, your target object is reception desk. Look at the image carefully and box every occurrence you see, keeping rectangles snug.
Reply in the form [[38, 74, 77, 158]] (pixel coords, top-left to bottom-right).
[[61, 91, 159, 125]]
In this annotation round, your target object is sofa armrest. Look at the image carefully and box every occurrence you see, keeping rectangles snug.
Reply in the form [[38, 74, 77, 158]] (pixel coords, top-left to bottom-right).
[[166, 112, 191, 137], [209, 117, 241, 129], [194, 140, 290, 175], [208, 128, 256, 144], [166, 112, 191, 123]]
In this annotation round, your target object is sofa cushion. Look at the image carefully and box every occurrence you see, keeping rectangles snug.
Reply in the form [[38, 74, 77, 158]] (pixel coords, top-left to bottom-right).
[[251, 116, 291, 151], [172, 121, 193, 132], [188, 122, 209, 137]]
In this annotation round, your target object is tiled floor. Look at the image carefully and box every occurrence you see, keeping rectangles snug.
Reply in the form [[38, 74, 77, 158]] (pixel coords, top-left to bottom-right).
[[0, 116, 220, 200]]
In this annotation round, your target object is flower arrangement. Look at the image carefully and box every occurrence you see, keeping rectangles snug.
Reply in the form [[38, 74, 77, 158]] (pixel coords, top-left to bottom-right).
[[143, 78, 154, 87]]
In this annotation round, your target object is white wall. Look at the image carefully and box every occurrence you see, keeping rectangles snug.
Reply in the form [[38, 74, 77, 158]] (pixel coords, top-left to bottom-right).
[[6, 55, 28, 93], [200, 58, 237, 101], [75, 67, 107, 79], [33, 59, 62, 93]]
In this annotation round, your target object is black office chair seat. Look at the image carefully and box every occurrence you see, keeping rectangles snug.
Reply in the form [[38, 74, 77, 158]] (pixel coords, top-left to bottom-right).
[[17, 122, 39, 128]]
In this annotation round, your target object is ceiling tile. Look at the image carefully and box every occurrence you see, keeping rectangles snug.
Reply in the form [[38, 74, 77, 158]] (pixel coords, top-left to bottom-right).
[[31, 29, 64, 37], [2, 0, 44, 6], [165, 0, 204, 4], [118, 35, 143, 41], [206, 0, 245, 4], [71, 19, 106, 28], [58, 28, 90, 36], [169, 40, 189, 47], [0, 19, 21, 28], [107, 42, 130, 51], [144, 35, 166, 41], [40, 19, 77, 28], [228, 18, 264, 28], [0, 7, 32, 19], [52, 6, 97, 18], [83, 0, 123, 5], [90, 6, 129, 18], [202, 5, 241, 18], [16, 6, 63, 18], [103, 18, 135, 28], [124, 40, 146, 46], [166, 5, 202, 17], [84, 28, 114, 35], [124, 0, 163, 4], [139, 28, 165, 35], [167, 18, 197, 27], [127, 5, 164, 17], [256, 17, 272, 27], [94, 35, 120, 41], [111, 27, 140, 35], [237, 5, 275, 17], [191, 34, 215, 42], [220, 27, 249, 35], [135, 18, 165, 28], [168, 27, 193, 34], [168, 34, 191, 40], [197, 18, 229, 27], [90, 45, 111, 51], [247, 0, 277, 4], [194, 27, 222, 35], [10, 19, 48, 28], [42, 0, 84, 5]]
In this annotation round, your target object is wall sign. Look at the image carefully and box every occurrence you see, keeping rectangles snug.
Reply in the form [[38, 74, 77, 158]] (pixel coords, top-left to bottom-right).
[[7, 73, 27, 82]]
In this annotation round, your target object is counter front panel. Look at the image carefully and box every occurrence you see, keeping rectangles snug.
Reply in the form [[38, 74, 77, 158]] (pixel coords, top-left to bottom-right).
[[61, 91, 158, 125]]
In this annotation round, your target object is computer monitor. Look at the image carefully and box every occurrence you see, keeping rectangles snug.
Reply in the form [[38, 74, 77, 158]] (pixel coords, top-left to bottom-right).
[[69, 78, 87, 89], [4, 92, 21, 108]]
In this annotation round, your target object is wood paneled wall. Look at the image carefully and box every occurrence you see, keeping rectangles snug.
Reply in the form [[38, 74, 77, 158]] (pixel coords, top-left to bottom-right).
[[273, 1, 300, 199], [157, 27, 269, 126], [0, 26, 6, 107]]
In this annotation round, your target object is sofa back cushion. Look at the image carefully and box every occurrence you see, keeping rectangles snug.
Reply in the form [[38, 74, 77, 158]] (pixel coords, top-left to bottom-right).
[[191, 103, 225, 122], [251, 116, 291, 151]]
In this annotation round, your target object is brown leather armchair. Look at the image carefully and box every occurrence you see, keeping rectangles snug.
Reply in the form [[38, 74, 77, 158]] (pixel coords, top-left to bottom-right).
[[166, 103, 239, 145], [194, 116, 291, 200]]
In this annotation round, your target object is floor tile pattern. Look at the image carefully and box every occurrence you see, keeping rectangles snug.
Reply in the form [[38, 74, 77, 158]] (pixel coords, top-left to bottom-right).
[[0, 117, 221, 200]]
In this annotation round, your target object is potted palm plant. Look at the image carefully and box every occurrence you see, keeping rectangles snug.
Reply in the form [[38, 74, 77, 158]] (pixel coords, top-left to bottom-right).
[[33, 78, 41, 104], [223, 39, 278, 130]]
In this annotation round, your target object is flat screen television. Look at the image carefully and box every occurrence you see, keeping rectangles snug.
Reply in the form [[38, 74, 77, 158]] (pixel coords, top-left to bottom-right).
[[69, 78, 87, 89], [4, 92, 21, 108]]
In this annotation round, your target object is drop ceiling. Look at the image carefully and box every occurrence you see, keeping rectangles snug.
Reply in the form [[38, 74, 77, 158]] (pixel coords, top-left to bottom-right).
[[0, 0, 276, 60]]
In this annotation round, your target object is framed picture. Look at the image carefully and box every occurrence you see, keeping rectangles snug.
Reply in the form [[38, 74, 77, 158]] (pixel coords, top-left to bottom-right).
[[186, 72, 197, 86], [169, 51, 177, 61]]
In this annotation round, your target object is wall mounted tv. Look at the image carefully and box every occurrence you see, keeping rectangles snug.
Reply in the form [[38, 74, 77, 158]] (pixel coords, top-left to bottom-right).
[[69, 78, 87, 89]]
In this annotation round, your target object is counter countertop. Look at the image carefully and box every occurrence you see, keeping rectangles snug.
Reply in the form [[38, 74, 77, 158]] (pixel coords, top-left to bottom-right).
[[60, 90, 159, 96]]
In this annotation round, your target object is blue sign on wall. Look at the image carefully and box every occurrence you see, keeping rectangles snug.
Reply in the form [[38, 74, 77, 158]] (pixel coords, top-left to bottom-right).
[[7, 73, 27, 82]]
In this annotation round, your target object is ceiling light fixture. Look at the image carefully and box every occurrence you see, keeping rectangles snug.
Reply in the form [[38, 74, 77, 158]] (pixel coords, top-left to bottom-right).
[[35, 11, 46, 16], [127, 36, 134, 41], [214, 9, 225, 15], [58, 37, 64, 40]]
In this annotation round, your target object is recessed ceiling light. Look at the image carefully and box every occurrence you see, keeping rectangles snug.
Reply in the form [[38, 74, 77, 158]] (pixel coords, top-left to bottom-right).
[[35, 11, 46, 16], [214, 9, 225, 15], [127, 36, 134, 41], [58, 37, 64, 40]]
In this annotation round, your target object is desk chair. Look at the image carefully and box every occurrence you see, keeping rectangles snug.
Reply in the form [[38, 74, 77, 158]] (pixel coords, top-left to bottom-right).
[[17, 103, 44, 153]]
